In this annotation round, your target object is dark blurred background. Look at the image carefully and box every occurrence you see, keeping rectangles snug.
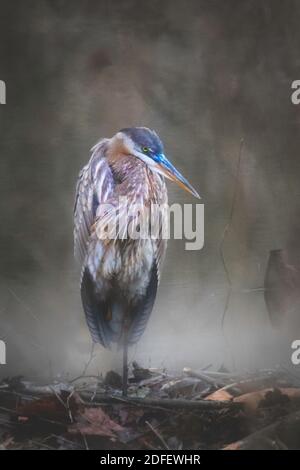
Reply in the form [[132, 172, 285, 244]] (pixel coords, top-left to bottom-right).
[[0, 0, 300, 379]]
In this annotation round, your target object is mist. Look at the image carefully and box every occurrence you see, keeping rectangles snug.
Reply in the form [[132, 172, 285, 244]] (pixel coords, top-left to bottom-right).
[[0, 0, 300, 380]]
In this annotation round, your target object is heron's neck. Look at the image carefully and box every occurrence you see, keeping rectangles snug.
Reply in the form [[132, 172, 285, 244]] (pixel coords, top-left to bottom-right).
[[108, 154, 157, 203]]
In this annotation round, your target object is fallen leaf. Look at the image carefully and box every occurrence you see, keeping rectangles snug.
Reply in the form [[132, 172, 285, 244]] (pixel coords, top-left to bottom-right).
[[233, 387, 300, 413], [223, 440, 242, 450], [205, 389, 233, 401], [68, 407, 124, 438]]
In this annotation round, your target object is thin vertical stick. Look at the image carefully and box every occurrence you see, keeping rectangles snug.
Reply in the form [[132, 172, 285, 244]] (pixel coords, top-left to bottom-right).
[[219, 139, 244, 369], [122, 333, 128, 397]]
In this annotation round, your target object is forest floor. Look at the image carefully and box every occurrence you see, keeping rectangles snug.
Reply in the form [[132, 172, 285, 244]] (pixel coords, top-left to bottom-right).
[[1, 363, 300, 449]]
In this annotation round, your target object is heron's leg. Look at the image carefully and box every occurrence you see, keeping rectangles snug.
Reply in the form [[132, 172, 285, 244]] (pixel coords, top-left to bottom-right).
[[122, 333, 128, 397]]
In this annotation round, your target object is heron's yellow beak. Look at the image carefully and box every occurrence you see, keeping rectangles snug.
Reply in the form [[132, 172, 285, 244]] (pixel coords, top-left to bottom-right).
[[154, 153, 200, 199]]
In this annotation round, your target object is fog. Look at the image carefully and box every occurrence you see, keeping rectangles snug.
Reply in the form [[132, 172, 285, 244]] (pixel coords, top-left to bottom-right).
[[0, 0, 300, 380]]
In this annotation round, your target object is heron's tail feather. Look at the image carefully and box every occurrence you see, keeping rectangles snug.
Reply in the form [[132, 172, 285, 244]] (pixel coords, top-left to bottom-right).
[[81, 263, 158, 348]]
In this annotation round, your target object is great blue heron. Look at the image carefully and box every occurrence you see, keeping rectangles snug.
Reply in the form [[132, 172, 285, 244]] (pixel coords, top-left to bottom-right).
[[74, 127, 199, 395]]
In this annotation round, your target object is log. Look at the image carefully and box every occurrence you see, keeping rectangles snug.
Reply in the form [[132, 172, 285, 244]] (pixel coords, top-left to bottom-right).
[[224, 409, 300, 450], [80, 392, 242, 411]]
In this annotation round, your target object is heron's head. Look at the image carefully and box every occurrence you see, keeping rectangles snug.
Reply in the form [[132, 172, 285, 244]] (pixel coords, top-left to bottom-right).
[[111, 127, 200, 199]]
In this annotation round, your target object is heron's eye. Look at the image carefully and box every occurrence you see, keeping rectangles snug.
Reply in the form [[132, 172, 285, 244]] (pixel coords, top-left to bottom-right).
[[142, 146, 150, 153]]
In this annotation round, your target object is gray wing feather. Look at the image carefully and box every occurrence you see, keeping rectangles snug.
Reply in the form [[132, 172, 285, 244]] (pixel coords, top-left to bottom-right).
[[73, 139, 113, 264], [81, 267, 115, 348], [127, 261, 158, 345]]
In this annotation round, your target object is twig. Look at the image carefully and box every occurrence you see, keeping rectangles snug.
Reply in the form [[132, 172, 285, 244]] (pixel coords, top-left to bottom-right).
[[49, 386, 74, 423], [196, 370, 239, 378], [69, 344, 96, 384], [7, 286, 41, 324], [183, 367, 224, 387], [42, 433, 82, 450], [66, 389, 76, 422], [80, 432, 89, 450], [80, 393, 242, 411], [219, 139, 244, 367], [146, 421, 169, 450], [49, 386, 73, 423], [137, 374, 170, 388], [68, 375, 101, 384], [30, 439, 56, 450]]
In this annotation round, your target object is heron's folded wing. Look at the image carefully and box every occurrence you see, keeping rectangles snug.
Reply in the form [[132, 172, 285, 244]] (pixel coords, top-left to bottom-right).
[[128, 213, 167, 345], [80, 267, 113, 348], [73, 140, 114, 264], [127, 261, 158, 345]]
